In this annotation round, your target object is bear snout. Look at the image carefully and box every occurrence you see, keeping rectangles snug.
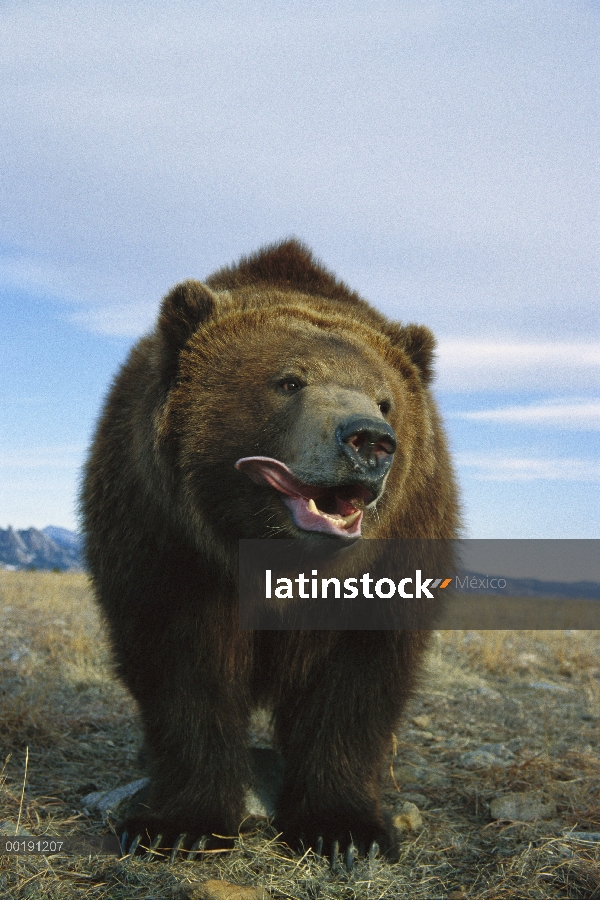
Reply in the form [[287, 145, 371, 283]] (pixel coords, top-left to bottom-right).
[[336, 416, 396, 480]]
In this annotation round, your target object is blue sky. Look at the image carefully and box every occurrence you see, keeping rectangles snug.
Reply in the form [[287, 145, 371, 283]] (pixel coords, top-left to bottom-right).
[[0, 0, 598, 538]]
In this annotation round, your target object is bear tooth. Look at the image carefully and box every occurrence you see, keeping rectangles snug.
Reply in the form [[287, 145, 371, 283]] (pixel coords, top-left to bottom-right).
[[306, 498, 359, 528]]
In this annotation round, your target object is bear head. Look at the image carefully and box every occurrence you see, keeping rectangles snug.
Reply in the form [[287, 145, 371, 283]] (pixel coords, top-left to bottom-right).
[[152, 240, 450, 545]]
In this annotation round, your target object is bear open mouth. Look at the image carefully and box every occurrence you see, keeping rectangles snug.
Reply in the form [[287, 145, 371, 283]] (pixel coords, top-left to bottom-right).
[[235, 456, 372, 538]]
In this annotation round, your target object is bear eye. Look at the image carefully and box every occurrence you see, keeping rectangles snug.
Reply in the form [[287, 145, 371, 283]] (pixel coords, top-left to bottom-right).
[[279, 377, 304, 393], [378, 400, 391, 416]]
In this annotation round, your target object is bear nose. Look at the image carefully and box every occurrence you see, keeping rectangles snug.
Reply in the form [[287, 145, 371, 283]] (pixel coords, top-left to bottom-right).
[[336, 416, 396, 477]]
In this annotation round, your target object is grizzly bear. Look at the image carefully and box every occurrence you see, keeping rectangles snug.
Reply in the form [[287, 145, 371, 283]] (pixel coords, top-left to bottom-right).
[[81, 239, 460, 860]]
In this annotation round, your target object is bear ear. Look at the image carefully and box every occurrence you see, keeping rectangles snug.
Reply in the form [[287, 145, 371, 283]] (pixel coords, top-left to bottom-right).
[[157, 280, 217, 379], [385, 322, 436, 385]]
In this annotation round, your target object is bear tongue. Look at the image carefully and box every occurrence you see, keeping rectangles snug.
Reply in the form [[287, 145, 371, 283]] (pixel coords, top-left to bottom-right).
[[234, 456, 310, 498], [234, 456, 363, 538]]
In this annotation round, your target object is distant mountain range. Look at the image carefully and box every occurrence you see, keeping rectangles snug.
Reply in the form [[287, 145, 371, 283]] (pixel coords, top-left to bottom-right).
[[0, 526, 83, 571]]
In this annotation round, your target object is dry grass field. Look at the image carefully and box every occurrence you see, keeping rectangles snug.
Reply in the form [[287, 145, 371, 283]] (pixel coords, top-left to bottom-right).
[[0, 569, 598, 899]]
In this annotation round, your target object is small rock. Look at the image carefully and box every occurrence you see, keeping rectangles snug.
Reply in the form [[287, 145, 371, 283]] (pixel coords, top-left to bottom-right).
[[529, 681, 569, 693], [466, 686, 502, 701], [0, 820, 28, 835], [394, 763, 451, 788], [412, 714, 431, 729], [176, 880, 268, 900], [490, 793, 557, 822], [461, 632, 482, 645], [425, 772, 451, 787], [394, 764, 424, 784], [82, 778, 150, 823], [81, 790, 104, 809], [515, 652, 539, 672], [391, 801, 423, 834], [562, 831, 600, 842], [397, 792, 428, 808], [457, 743, 515, 770]]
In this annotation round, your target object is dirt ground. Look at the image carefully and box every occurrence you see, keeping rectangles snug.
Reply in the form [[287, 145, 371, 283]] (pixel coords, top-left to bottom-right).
[[0, 569, 598, 899]]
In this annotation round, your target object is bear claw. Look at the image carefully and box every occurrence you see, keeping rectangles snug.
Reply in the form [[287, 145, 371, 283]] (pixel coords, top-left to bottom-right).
[[169, 832, 187, 862], [295, 833, 382, 869], [145, 833, 164, 859], [330, 839, 340, 871], [120, 830, 147, 858], [345, 843, 356, 871], [120, 829, 380, 868], [128, 833, 143, 856], [121, 830, 218, 861], [187, 835, 210, 860]]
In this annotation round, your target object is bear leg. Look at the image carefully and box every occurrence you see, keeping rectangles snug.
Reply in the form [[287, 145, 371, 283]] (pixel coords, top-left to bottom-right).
[[269, 631, 427, 858], [116, 613, 254, 855]]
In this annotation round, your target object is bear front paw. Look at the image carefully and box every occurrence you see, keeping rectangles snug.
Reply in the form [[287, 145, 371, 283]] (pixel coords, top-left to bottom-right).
[[119, 815, 235, 861], [275, 810, 393, 867]]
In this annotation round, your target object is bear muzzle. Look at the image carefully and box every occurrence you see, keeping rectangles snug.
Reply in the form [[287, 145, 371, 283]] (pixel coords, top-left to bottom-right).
[[234, 452, 393, 539]]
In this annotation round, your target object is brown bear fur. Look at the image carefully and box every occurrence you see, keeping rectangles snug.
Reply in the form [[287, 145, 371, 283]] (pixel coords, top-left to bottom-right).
[[81, 239, 460, 855]]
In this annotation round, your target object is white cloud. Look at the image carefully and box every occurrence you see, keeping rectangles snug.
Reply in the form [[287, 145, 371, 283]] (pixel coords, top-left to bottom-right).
[[0, 253, 158, 336], [452, 399, 600, 429], [0, 474, 80, 531], [457, 453, 600, 482], [436, 341, 600, 392], [0, 1, 597, 340], [0, 446, 84, 470], [0, 446, 85, 529]]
